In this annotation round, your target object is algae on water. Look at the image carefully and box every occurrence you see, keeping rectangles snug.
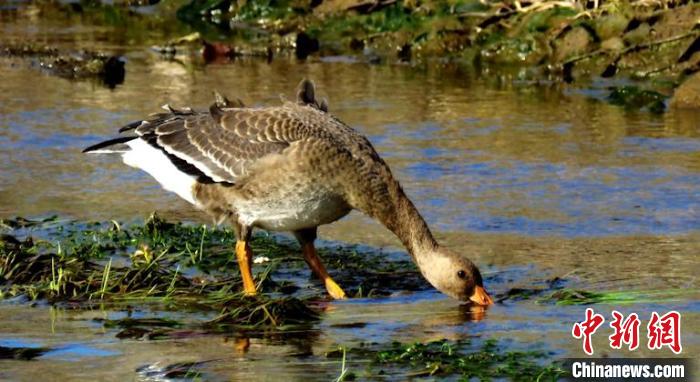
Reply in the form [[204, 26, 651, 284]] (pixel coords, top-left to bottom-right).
[[337, 339, 567, 381]]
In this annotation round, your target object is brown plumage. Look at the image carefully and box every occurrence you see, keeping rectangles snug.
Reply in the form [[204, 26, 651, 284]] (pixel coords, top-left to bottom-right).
[[84, 80, 493, 304]]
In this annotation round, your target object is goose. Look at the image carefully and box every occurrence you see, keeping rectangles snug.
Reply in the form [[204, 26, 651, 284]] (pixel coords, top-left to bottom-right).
[[83, 80, 493, 305]]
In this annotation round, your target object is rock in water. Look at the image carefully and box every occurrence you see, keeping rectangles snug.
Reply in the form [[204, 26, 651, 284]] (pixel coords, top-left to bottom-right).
[[670, 72, 700, 109]]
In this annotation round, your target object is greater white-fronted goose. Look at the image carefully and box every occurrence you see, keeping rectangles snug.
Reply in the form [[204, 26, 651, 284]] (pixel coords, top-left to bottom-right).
[[84, 80, 493, 305]]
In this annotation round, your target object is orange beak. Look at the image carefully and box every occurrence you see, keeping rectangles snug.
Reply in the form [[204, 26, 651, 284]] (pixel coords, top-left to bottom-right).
[[469, 285, 494, 306]]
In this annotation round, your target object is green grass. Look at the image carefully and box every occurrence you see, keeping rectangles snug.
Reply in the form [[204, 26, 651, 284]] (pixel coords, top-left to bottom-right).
[[0, 213, 424, 331], [334, 346, 355, 382], [0, 214, 319, 328], [541, 288, 696, 305], [343, 339, 567, 380]]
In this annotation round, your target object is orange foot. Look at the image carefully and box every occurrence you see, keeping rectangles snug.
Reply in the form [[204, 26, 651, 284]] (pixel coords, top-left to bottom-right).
[[324, 277, 347, 300]]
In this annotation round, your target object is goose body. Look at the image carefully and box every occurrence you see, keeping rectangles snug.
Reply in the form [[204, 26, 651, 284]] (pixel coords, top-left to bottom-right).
[[85, 80, 493, 304], [115, 103, 353, 231]]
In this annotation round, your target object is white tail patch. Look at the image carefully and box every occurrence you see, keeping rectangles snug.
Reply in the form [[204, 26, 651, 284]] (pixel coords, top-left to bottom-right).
[[85, 148, 128, 154], [122, 139, 198, 205]]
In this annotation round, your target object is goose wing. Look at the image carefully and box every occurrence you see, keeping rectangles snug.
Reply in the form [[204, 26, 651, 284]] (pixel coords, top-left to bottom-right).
[[131, 106, 293, 183], [85, 80, 332, 184]]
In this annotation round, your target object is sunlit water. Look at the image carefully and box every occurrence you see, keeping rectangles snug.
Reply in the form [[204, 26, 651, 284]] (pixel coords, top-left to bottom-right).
[[0, 7, 699, 381]]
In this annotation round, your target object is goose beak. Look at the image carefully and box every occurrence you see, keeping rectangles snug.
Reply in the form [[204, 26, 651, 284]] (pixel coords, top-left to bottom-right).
[[469, 285, 494, 306]]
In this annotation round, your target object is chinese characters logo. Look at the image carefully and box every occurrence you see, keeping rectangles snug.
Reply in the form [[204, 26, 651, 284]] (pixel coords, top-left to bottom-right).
[[572, 309, 681, 355]]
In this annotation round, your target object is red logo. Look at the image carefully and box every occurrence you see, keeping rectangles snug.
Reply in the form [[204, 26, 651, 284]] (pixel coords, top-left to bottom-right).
[[573, 309, 682, 355], [647, 311, 682, 354], [572, 308, 605, 355], [609, 311, 640, 351]]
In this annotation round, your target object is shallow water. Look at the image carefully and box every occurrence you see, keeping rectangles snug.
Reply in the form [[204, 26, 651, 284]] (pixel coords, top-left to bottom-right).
[[1, 5, 699, 381]]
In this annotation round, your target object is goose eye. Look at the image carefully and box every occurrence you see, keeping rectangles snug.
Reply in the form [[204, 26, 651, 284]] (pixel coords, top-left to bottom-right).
[[457, 270, 466, 279]]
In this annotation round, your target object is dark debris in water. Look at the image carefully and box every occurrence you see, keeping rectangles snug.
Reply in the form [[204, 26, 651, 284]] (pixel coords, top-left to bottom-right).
[[494, 275, 566, 303], [496, 287, 546, 303], [97, 317, 182, 328], [0, 216, 58, 229], [329, 322, 367, 329], [0, 43, 125, 87], [495, 282, 604, 305], [95, 317, 183, 340], [0, 345, 51, 361], [608, 86, 667, 113]]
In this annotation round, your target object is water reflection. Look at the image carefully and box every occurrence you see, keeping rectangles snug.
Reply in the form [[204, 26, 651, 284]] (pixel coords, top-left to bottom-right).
[[1, 55, 698, 238]]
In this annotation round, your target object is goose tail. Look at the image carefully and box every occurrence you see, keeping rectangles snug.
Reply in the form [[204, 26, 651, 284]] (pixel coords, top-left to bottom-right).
[[83, 136, 137, 154]]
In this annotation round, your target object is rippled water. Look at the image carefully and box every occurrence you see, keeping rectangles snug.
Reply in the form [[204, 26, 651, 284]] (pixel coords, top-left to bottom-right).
[[0, 6, 699, 381], [2, 55, 699, 237]]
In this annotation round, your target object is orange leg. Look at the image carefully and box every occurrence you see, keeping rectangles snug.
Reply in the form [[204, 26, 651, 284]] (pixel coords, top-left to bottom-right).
[[233, 337, 250, 354], [235, 241, 256, 295], [302, 243, 346, 299]]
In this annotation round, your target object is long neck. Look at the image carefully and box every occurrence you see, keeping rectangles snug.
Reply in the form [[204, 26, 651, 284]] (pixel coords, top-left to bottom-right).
[[375, 177, 438, 261]]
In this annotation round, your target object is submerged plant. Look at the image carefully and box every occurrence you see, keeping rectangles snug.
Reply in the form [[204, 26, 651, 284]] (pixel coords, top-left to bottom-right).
[[607, 86, 666, 113], [48, 257, 65, 294], [98, 258, 112, 299], [334, 346, 355, 382], [340, 339, 566, 380]]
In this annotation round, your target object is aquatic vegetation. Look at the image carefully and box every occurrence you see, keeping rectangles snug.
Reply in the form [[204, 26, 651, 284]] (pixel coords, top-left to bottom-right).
[[524, 6, 578, 33], [496, 276, 692, 306], [0, 214, 425, 333], [333, 346, 354, 382], [607, 86, 666, 113], [541, 288, 695, 306], [0, 214, 317, 328], [343, 339, 567, 380], [494, 276, 566, 303]]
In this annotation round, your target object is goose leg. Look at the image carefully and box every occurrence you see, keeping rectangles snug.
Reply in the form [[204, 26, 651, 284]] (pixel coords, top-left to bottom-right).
[[295, 228, 347, 299], [302, 242, 347, 299], [235, 224, 256, 296]]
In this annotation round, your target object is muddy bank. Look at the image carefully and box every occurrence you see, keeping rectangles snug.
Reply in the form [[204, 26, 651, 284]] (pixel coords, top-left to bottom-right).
[[174, 0, 700, 108], [173, 0, 700, 83], [4, 0, 700, 104]]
